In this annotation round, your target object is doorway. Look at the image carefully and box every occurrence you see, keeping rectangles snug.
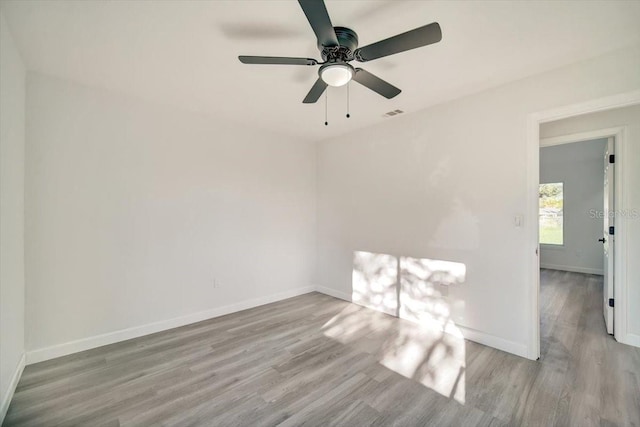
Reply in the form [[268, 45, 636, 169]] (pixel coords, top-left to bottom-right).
[[538, 135, 614, 347], [525, 93, 640, 360]]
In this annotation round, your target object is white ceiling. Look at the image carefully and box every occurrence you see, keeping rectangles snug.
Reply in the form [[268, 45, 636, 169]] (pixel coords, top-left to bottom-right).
[[2, 0, 639, 142]]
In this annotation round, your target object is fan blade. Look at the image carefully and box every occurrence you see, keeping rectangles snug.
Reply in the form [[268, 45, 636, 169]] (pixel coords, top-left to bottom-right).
[[354, 23, 441, 62], [303, 78, 328, 103], [298, 0, 338, 47], [239, 56, 318, 66], [352, 68, 401, 99]]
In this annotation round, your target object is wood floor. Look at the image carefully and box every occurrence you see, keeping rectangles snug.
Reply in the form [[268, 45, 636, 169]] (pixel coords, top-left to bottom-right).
[[4, 269, 639, 426]]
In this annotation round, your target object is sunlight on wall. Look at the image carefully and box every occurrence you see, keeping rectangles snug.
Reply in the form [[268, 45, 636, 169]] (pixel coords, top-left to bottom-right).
[[341, 251, 468, 403], [352, 251, 398, 316], [400, 256, 466, 337]]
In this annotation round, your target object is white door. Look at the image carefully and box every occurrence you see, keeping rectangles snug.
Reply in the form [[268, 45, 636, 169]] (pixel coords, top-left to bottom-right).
[[602, 137, 614, 335]]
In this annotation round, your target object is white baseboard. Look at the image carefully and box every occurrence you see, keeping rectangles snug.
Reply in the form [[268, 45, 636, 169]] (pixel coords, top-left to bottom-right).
[[457, 325, 529, 359], [314, 285, 528, 359], [1, 353, 25, 425], [314, 285, 352, 302], [26, 286, 315, 365], [540, 263, 604, 276], [26, 283, 531, 366], [620, 333, 640, 348]]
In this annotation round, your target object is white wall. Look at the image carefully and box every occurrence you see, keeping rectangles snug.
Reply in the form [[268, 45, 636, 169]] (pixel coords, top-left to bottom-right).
[[540, 104, 640, 343], [539, 139, 606, 275], [25, 73, 317, 359], [0, 11, 26, 422], [316, 46, 640, 357]]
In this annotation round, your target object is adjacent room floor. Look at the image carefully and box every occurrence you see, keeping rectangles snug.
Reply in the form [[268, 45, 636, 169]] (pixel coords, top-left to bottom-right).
[[4, 270, 639, 426]]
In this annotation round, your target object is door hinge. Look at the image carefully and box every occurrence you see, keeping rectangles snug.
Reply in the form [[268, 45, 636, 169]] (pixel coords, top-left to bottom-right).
[[609, 226, 615, 235], [609, 298, 614, 308], [609, 154, 615, 163]]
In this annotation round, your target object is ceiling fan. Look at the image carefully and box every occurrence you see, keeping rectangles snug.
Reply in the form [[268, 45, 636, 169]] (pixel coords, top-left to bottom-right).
[[238, 0, 442, 104]]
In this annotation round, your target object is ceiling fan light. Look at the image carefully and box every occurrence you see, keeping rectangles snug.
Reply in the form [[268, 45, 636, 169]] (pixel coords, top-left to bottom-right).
[[320, 64, 354, 87]]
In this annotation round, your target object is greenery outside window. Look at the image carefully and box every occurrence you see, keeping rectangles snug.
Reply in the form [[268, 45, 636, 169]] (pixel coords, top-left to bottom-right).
[[539, 182, 563, 245]]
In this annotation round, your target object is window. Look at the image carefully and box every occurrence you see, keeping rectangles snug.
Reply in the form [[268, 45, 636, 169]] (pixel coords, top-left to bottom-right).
[[539, 182, 563, 245]]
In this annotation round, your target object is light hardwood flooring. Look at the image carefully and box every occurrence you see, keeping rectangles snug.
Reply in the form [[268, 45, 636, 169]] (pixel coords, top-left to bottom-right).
[[4, 269, 639, 426]]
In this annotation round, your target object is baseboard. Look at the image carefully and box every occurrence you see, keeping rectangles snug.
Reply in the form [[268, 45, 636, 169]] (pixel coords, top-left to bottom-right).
[[26, 286, 315, 365], [457, 325, 529, 358], [540, 263, 603, 276], [1, 353, 25, 424], [314, 285, 352, 302], [26, 283, 531, 366], [620, 333, 640, 348], [314, 285, 528, 359]]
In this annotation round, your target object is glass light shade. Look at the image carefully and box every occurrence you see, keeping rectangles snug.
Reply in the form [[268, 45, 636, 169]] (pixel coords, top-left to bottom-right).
[[320, 64, 353, 87]]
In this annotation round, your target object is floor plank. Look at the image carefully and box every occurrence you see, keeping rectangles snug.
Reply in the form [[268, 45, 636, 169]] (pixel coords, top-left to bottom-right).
[[4, 269, 639, 426]]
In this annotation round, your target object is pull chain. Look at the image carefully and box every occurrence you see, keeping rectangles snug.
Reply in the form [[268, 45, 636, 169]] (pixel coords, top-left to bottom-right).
[[346, 82, 350, 118], [324, 90, 328, 126]]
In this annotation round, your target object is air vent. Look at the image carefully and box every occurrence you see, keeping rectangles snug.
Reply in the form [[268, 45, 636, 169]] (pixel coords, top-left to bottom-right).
[[383, 109, 404, 118]]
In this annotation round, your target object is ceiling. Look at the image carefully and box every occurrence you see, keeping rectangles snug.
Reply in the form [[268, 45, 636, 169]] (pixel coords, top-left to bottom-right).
[[2, 0, 639, 142]]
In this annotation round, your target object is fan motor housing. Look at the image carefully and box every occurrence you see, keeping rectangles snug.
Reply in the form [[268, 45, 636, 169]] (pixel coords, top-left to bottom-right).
[[320, 27, 359, 62]]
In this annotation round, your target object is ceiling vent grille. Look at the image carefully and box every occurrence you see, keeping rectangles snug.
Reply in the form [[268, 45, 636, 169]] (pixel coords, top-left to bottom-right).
[[383, 109, 404, 118]]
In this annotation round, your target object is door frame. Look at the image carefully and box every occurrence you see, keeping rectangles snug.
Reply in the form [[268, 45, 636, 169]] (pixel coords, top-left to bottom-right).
[[540, 129, 622, 333], [525, 90, 640, 360]]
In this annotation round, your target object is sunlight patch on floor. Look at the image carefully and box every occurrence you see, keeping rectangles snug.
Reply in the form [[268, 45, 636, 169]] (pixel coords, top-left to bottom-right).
[[324, 251, 469, 403], [380, 325, 466, 403]]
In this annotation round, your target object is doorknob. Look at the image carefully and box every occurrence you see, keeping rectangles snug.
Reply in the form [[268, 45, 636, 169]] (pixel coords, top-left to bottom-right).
[[598, 237, 606, 243]]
